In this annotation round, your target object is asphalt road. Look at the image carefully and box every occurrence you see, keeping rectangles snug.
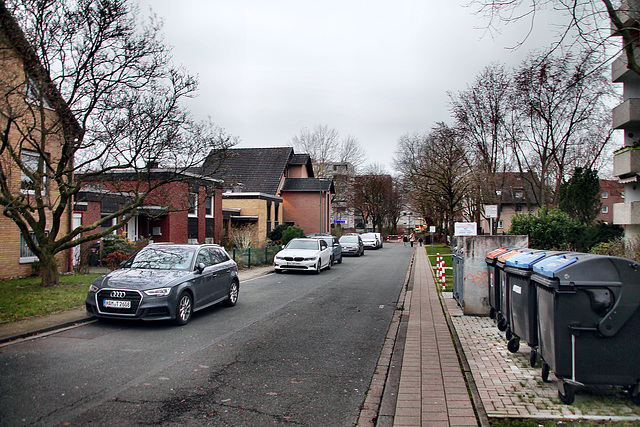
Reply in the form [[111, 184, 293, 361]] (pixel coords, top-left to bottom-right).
[[0, 242, 412, 426]]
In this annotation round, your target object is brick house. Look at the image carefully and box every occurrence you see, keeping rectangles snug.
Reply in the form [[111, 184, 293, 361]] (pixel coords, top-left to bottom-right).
[[598, 179, 625, 223], [73, 170, 223, 264], [203, 147, 335, 245], [478, 172, 539, 234], [0, 6, 80, 279]]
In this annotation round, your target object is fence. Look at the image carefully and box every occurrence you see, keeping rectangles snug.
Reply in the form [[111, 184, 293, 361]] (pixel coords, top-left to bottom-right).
[[230, 246, 282, 268]]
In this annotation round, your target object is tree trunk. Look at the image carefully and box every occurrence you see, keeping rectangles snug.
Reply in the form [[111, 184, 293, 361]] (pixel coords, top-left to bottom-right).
[[39, 252, 60, 287]]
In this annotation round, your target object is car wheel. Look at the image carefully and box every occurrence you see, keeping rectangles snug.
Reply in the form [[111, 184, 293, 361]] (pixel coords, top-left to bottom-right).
[[224, 280, 239, 307], [338, 255, 342, 264], [174, 291, 193, 326], [315, 262, 321, 274], [326, 258, 332, 270]]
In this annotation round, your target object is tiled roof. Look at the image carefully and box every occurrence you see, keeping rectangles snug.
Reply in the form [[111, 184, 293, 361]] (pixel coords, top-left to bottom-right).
[[203, 147, 294, 194], [281, 178, 334, 193]]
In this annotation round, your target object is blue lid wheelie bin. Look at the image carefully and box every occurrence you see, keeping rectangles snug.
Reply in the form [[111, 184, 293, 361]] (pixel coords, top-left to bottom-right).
[[485, 248, 509, 320], [503, 250, 560, 365], [532, 253, 640, 405], [495, 249, 523, 334]]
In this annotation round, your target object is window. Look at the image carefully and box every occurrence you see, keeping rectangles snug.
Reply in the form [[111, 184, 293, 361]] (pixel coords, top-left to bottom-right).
[[515, 204, 523, 212], [101, 214, 116, 233], [188, 193, 198, 217], [209, 247, 230, 264], [205, 196, 214, 218], [602, 206, 609, 214], [21, 150, 47, 195], [514, 190, 523, 199], [195, 249, 213, 268], [497, 220, 504, 229], [20, 231, 41, 263], [602, 191, 609, 199], [25, 76, 53, 109]]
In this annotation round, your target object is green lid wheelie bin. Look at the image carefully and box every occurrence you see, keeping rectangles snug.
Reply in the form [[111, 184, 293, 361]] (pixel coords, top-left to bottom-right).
[[486, 248, 509, 320], [532, 253, 640, 404]]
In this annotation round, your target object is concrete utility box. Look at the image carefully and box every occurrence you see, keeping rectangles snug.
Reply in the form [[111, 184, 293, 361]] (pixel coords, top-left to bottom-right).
[[451, 235, 529, 315]]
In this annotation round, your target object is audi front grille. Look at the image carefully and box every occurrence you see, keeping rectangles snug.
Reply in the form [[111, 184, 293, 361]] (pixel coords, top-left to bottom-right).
[[96, 289, 142, 316]]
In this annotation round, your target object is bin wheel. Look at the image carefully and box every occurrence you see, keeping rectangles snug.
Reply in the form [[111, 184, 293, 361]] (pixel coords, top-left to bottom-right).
[[530, 349, 538, 368], [541, 363, 550, 382], [628, 386, 640, 405], [558, 383, 575, 405], [506, 327, 514, 341], [507, 337, 520, 353], [489, 308, 496, 319], [497, 316, 508, 332]]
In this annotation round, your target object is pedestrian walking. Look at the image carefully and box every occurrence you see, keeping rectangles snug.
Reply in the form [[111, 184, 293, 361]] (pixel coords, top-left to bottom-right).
[[402, 235, 408, 246], [418, 237, 423, 246], [409, 233, 415, 247]]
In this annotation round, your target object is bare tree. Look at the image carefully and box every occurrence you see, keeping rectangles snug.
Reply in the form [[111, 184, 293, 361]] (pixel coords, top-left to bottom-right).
[[350, 164, 393, 233], [0, 0, 236, 285], [394, 124, 471, 243], [470, 0, 640, 76], [450, 63, 514, 231], [290, 124, 367, 177], [509, 50, 616, 206]]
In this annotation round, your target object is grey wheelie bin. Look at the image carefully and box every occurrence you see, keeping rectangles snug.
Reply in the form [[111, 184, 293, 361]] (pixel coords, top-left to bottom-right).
[[485, 248, 509, 320], [495, 249, 523, 334], [452, 247, 463, 305], [532, 253, 640, 405], [503, 250, 559, 364]]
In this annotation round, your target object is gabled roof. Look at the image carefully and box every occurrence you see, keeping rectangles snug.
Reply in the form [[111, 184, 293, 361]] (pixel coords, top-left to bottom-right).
[[203, 147, 295, 194], [289, 153, 314, 176], [281, 178, 335, 193]]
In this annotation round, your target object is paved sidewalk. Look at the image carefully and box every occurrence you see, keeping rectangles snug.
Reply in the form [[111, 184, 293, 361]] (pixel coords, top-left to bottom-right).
[[392, 247, 479, 426]]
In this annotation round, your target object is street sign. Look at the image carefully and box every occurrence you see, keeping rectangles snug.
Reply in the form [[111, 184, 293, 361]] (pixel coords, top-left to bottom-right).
[[454, 222, 477, 236], [485, 205, 498, 219]]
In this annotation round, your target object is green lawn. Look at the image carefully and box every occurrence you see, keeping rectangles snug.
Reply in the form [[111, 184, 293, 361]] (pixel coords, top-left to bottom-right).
[[0, 273, 103, 323], [424, 244, 453, 291]]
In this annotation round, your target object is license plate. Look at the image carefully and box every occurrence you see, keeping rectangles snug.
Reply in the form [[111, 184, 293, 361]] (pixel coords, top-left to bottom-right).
[[104, 299, 131, 309]]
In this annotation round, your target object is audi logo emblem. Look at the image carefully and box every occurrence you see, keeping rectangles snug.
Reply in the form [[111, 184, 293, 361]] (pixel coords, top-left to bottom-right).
[[110, 291, 126, 298]]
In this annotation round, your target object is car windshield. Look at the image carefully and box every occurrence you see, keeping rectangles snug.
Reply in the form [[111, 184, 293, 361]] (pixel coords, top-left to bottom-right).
[[129, 246, 196, 270], [286, 240, 319, 250], [340, 236, 358, 243], [361, 234, 375, 239]]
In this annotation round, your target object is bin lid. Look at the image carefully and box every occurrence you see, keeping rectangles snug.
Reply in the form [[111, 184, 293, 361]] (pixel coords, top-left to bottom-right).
[[532, 254, 578, 277], [497, 249, 522, 263], [505, 251, 548, 269], [486, 248, 509, 260]]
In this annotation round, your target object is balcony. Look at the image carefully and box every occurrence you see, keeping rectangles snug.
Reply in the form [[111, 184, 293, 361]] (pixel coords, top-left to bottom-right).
[[613, 98, 640, 129], [614, 201, 640, 225], [614, 147, 640, 178]]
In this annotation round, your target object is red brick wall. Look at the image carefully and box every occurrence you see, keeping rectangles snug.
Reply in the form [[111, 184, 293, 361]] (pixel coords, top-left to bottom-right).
[[283, 191, 331, 234]]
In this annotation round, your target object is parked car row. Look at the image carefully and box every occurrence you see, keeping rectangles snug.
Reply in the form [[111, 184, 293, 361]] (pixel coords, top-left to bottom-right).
[[85, 233, 386, 326]]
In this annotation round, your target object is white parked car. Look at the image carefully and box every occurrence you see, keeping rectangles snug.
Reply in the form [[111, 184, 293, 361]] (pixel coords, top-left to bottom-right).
[[361, 232, 382, 249], [274, 238, 332, 274]]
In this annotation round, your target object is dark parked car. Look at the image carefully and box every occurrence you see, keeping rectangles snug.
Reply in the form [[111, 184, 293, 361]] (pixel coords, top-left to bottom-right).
[[339, 234, 364, 256], [309, 235, 342, 265], [86, 243, 239, 326]]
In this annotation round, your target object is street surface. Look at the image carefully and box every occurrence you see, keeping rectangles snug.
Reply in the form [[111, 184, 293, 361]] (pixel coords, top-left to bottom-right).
[[0, 242, 411, 426]]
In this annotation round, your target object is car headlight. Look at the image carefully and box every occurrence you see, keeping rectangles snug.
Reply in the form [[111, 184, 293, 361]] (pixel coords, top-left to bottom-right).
[[88, 284, 99, 293], [275, 256, 283, 260], [144, 287, 172, 297], [303, 256, 317, 261]]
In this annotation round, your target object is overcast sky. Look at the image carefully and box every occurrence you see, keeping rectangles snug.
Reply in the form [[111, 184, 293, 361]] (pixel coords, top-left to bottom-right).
[[138, 0, 564, 172]]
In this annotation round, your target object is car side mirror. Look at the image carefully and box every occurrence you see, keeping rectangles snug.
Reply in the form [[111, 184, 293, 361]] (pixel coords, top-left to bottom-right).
[[196, 262, 206, 274]]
